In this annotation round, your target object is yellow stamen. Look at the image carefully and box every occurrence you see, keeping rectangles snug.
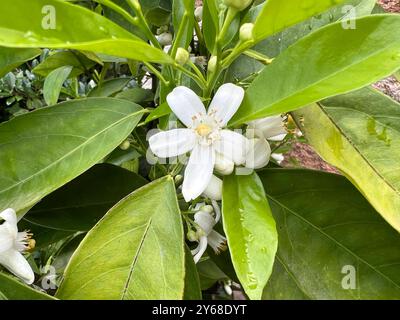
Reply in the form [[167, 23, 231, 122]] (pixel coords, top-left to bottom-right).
[[26, 238, 36, 251], [196, 124, 212, 137]]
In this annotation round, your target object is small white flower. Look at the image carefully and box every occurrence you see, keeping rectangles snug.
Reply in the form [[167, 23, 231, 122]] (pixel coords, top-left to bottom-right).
[[149, 84, 248, 202], [191, 206, 226, 264], [245, 115, 287, 169], [0, 208, 35, 284]]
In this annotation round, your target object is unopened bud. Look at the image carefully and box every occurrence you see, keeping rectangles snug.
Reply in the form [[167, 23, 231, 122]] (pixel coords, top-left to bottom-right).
[[215, 153, 234, 175], [208, 56, 218, 73], [119, 140, 130, 150], [175, 48, 189, 65], [187, 230, 198, 242], [174, 174, 183, 185], [194, 6, 203, 21], [223, 0, 253, 11], [239, 23, 254, 42], [156, 32, 172, 46], [199, 205, 214, 214]]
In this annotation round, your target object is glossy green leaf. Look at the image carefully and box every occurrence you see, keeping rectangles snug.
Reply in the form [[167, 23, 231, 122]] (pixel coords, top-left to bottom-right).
[[395, 70, 400, 82], [222, 173, 278, 300], [0, 0, 173, 64], [259, 169, 400, 299], [0, 272, 56, 300], [292, 87, 400, 232], [43, 65, 72, 105], [252, 0, 347, 42], [172, 0, 194, 49], [56, 176, 185, 300], [144, 102, 171, 124], [115, 87, 154, 103], [20, 164, 147, 247], [0, 47, 41, 77], [0, 98, 144, 214], [88, 78, 131, 97], [202, 0, 219, 53], [231, 15, 400, 125], [197, 259, 228, 290], [183, 246, 202, 300], [142, 0, 172, 26], [33, 50, 96, 78]]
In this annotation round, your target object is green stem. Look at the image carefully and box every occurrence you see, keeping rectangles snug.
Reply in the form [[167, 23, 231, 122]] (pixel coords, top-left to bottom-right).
[[170, 12, 189, 58], [187, 60, 207, 84], [194, 20, 205, 47], [143, 62, 169, 86], [125, 0, 162, 49], [94, 0, 139, 28], [174, 64, 207, 88], [243, 49, 273, 65]]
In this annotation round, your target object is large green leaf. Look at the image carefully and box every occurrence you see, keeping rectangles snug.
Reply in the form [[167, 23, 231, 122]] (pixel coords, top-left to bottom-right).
[[292, 87, 400, 232], [0, 98, 144, 214], [0, 47, 41, 77], [0, 0, 172, 64], [88, 78, 131, 97], [56, 176, 185, 300], [252, 0, 347, 43], [20, 164, 147, 247], [222, 173, 278, 300], [0, 272, 55, 300], [183, 246, 202, 300], [202, 0, 219, 53], [259, 169, 400, 299], [230, 14, 400, 125]]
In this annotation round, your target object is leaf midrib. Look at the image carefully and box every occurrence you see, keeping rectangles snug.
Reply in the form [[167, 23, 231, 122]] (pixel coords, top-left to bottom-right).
[[0, 109, 144, 199]]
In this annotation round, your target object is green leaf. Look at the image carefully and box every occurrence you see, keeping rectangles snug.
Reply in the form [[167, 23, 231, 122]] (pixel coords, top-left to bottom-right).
[[43, 65, 73, 105], [172, 0, 195, 49], [197, 259, 228, 290], [0, 272, 56, 300], [33, 50, 96, 78], [183, 246, 202, 300], [394, 70, 400, 82], [20, 164, 147, 248], [0, 98, 144, 214], [0, 0, 173, 64], [141, 0, 172, 26], [231, 15, 400, 125], [259, 169, 400, 299], [292, 87, 400, 232], [202, 0, 219, 53], [222, 173, 278, 300], [144, 102, 171, 124], [115, 87, 154, 103], [0, 47, 41, 77], [88, 78, 131, 97], [56, 176, 185, 300], [252, 0, 347, 42]]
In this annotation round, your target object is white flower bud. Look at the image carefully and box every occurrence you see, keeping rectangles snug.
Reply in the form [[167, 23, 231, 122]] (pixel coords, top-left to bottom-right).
[[203, 175, 222, 200], [245, 138, 271, 169], [187, 230, 198, 242], [156, 32, 172, 46], [194, 210, 216, 235], [207, 56, 218, 73], [175, 47, 190, 65], [199, 204, 214, 214], [271, 153, 285, 164], [195, 6, 203, 21], [223, 0, 253, 11], [239, 23, 254, 42], [215, 153, 234, 175], [119, 140, 130, 150]]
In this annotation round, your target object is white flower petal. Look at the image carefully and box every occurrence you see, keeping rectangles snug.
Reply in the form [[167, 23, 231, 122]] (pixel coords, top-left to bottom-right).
[[0, 249, 34, 284], [247, 115, 286, 140], [214, 130, 248, 165], [208, 83, 244, 127], [211, 200, 221, 223], [0, 208, 18, 239], [182, 144, 215, 202], [245, 138, 271, 169], [166, 86, 206, 128], [193, 236, 208, 264], [202, 175, 222, 201], [207, 230, 227, 254], [214, 152, 234, 175], [194, 211, 216, 235], [268, 133, 287, 142], [0, 226, 13, 254], [271, 153, 285, 164], [149, 129, 196, 158]]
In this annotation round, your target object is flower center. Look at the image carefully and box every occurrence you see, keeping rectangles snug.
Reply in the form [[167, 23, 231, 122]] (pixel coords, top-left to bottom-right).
[[195, 124, 212, 137]]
